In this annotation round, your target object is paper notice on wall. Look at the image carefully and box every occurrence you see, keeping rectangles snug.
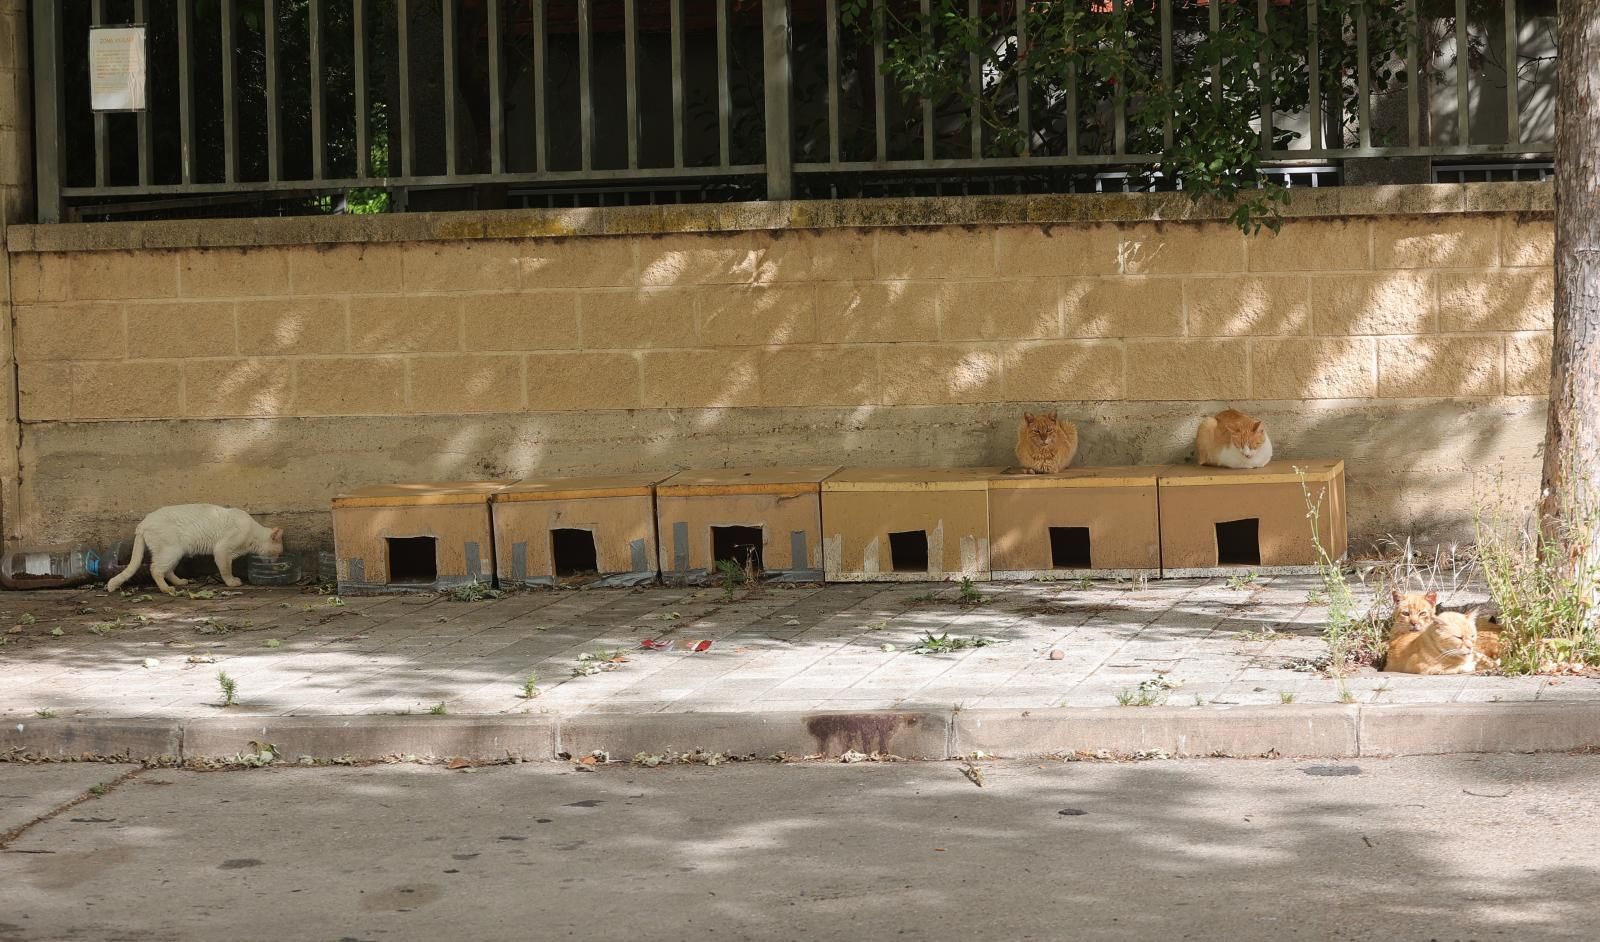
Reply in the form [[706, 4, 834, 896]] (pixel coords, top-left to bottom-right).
[[90, 27, 147, 111]]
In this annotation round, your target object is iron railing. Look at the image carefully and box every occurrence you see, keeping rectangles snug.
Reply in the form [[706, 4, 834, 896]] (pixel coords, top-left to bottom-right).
[[32, 0, 1557, 223]]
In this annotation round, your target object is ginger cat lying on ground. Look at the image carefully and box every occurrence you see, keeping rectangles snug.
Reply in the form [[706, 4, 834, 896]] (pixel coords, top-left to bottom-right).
[[1195, 408, 1272, 469], [1387, 592, 1503, 672], [1385, 608, 1481, 675]]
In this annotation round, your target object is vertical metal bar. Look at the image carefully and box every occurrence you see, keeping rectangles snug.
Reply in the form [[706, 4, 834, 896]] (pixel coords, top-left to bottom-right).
[[624, 0, 638, 170], [920, 0, 933, 161], [1307, 1, 1320, 152], [178, 0, 194, 183], [872, 0, 885, 162], [718, 0, 732, 166], [443, 0, 457, 176], [91, 0, 108, 189], [967, 0, 981, 160], [310, 0, 324, 179], [1160, 0, 1172, 151], [532, 0, 547, 172], [398, 0, 413, 177], [1209, 0, 1221, 107], [1504, 0, 1521, 145], [354, 0, 368, 177], [1066, 69, 1078, 157], [1407, 0, 1420, 147], [829, 0, 842, 165], [487, 0, 502, 175], [134, 0, 151, 186], [1258, 0, 1271, 157], [222, 0, 238, 182], [1016, 1, 1029, 154], [266, 0, 280, 181], [762, 0, 792, 198], [579, 0, 593, 171], [1356, 4, 1371, 148], [1113, 0, 1126, 156], [671, 0, 685, 168], [31, 0, 63, 222], [1454, 0, 1470, 145]]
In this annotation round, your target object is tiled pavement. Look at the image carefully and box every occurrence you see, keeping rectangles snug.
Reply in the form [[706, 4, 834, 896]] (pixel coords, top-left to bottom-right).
[[3, 575, 1597, 721]]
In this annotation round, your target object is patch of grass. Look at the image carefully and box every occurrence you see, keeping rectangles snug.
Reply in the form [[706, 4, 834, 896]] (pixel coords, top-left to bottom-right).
[[1116, 675, 1179, 707], [1278, 690, 1296, 704], [1336, 682, 1357, 704], [89, 783, 108, 796], [572, 649, 628, 677], [429, 702, 448, 715], [1476, 471, 1600, 674], [217, 671, 238, 707], [33, 709, 55, 718], [910, 632, 1002, 655], [447, 580, 503, 603], [1225, 572, 1259, 591], [520, 672, 540, 700], [956, 578, 988, 607], [1073, 576, 1096, 591]]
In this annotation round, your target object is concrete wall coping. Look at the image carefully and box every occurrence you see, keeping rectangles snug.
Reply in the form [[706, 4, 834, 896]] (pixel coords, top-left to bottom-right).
[[5, 181, 1551, 255]]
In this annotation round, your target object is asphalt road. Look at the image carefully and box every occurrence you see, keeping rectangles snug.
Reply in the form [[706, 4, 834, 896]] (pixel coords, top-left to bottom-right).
[[3, 754, 1597, 941]]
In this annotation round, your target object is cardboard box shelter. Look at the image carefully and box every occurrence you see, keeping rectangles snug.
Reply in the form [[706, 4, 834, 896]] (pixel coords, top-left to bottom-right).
[[654, 467, 837, 584], [821, 467, 1003, 582], [331, 482, 504, 594], [1156, 459, 1347, 575], [988, 466, 1162, 580], [493, 473, 668, 588]]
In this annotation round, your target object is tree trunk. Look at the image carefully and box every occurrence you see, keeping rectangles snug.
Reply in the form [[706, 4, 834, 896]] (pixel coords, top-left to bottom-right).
[[1542, 0, 1600, 552]]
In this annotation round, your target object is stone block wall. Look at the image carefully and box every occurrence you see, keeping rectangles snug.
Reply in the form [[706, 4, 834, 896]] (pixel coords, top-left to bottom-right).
[[2, 184, 1554, 554]]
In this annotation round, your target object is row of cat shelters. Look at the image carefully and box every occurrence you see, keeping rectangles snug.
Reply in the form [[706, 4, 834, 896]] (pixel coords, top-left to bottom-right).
[[329, 461, 1346, 595]]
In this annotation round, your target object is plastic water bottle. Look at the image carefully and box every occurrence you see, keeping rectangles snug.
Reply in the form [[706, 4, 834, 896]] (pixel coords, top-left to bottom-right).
[[0, 545, 115, 590]]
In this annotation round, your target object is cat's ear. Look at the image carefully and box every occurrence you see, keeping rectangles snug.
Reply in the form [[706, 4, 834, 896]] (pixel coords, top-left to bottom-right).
[[1047, 411, 1058, 422], [1425, 591, 1438, 606], [270, 527, 284, 541], [1392, 590, 1402, 605], [1250, 421, 1263, 435], [1022, 412, 1033, 423]]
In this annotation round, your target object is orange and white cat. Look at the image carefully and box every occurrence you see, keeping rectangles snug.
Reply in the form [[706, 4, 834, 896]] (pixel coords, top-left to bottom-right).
[[1195, 408, 1272, 469], [1015, 412, 1079, 474], [1384, 608, 1480, 674]]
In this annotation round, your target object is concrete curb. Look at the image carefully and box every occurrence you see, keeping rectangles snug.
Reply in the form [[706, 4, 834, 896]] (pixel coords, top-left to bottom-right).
[[6, 701, 1600, 763]]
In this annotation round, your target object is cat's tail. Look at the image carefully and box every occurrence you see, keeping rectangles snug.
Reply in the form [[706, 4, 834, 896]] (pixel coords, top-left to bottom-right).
[[104, 531, 146, 592]]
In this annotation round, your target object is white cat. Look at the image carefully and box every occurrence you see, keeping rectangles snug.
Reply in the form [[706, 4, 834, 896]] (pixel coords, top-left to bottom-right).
[[105, 505, 284, 596]]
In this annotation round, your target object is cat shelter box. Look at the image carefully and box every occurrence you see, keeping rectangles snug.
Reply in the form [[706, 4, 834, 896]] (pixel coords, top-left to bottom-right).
[[330, 483, 504, 594], [987, 467, 1162, 580], [654, 467, 838, 584], [1156, 459, 1347, 576], [820, 467, 1003, 582], [492, 472, 668, 588]]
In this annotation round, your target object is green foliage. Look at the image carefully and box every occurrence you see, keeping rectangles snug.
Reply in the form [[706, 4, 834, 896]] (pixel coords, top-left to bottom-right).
[[217, 671, 238, 707], [1476, 487, 1600, 675], [840, 0, 1414, 233], [912, 631, 1002, 654], [1299, 468, 1380, 669]]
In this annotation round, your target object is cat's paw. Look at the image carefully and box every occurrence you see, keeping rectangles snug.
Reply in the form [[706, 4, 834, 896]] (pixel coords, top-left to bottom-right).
[[221, 577, 244, 588]]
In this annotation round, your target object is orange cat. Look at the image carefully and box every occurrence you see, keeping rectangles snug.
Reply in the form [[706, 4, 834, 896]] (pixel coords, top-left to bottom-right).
[[1389, 591, 1501, 666], [1195, 408, 1272, 469], [1384, 609, 1480, 675], [1014, 412, 1079, 474], [1390, 590, 1439, 638]]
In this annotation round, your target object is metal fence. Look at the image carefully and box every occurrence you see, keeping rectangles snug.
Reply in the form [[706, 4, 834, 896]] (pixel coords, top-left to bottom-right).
[[32, 0, 1558, 223]]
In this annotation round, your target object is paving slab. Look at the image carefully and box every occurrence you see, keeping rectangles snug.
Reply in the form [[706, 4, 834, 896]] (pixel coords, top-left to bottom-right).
[[0, 763, 143, 835]]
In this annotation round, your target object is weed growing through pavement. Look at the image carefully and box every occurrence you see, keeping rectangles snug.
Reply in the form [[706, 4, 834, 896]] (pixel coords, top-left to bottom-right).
[[911, 632, 1002, 655], [33, 709, 55, 718], [957, 578, 988, 606], [1226, 572, 1259, 591], [1337, 682, 1357, 704], [520, 672, 541, 700], [1299, 469, 1378, 672], [1116, 675, 1179, 707], [1278, 691, 1296, 704], [217, 671, 238, 707], [447, 580, 503, 602], [429, 702, 448, 715]]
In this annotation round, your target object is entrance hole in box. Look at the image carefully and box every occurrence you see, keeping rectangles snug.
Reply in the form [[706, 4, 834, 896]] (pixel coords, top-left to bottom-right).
[[1215, 518, 1261, 567], [1049, 527, 1093, 569], [888, 530, 929, 572], [386, 537, 438, 584], [711, 526, 764, 573], [551, 528, 599, 577]]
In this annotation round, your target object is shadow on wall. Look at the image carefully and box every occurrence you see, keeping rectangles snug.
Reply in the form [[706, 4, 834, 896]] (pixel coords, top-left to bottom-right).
[[12, 216, 1552, 555]]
